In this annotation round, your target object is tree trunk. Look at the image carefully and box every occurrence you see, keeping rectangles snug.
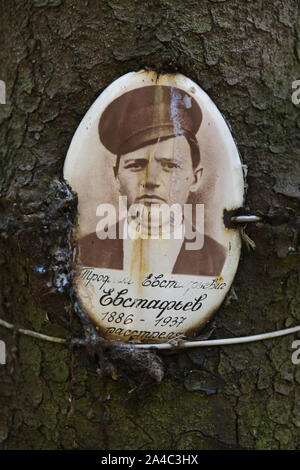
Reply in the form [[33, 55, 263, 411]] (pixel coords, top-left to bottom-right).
[[0, 0, 299, 450]]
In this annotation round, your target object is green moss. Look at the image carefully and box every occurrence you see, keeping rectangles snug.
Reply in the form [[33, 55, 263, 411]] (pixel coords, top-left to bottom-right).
[[23, 375, 43, 407], [24, 295, 44, 331], [68, 412, 105, 449], [267, 395, 291, 425], [43, 359, 69, 383], [0, 417, 8, 444], [34, 400, 59, 431], [257, 361, 275, 390], [19, 336, 42, 376], [274, 425, 292, 447], [256, 424, 278, 450], [23, 429, 45, 450]]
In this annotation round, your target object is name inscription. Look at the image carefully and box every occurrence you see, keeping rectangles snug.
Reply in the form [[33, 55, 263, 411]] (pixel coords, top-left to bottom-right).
[[77, 268, 227, 342]]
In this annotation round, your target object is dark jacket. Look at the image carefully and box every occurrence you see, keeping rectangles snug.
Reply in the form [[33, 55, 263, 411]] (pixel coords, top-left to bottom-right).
[[77, 221, 227, 277]]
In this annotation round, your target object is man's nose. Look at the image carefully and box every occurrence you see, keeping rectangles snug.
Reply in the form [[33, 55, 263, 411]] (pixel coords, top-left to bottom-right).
[[144, 160, 160, 189]]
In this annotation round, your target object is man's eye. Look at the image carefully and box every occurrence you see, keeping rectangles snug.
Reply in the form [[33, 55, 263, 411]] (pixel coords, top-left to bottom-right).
[[162, 161, 181, 170], [125, 162, 146, 170]]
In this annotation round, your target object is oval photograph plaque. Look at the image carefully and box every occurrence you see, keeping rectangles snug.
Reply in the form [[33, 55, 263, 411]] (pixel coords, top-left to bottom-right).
[[64, 71, 244, 344]]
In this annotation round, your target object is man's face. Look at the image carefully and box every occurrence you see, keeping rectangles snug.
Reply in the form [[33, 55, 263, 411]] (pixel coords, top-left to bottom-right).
[[116, 135, 202, 208]]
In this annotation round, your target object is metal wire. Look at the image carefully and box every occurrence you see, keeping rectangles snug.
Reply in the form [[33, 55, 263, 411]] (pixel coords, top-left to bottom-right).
[[231, 215, 261, 223], [1, 318, 299, 351], [118, 325, 300, 350]]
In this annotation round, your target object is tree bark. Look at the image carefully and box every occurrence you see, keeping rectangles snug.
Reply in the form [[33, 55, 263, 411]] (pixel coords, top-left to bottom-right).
[[0, 0, 299, 450]]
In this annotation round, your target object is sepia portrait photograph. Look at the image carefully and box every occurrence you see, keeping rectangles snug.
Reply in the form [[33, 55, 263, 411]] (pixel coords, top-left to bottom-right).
[[64, 71, 244, 342], [65, 71, 243, 278]]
